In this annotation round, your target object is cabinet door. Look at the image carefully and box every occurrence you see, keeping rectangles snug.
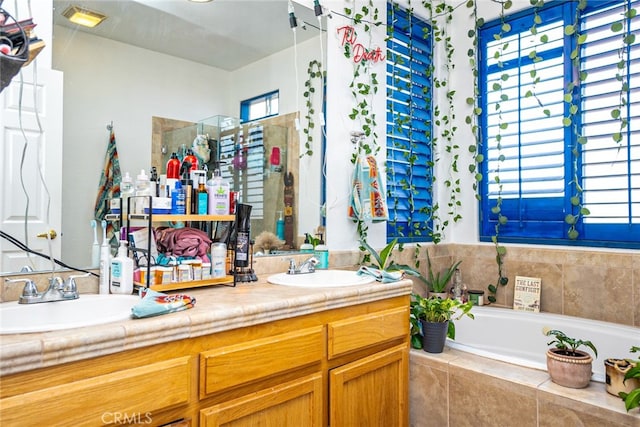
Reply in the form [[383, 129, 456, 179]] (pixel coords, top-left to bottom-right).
[[200, 372, 323, 427], [329, 344, 408, 427]]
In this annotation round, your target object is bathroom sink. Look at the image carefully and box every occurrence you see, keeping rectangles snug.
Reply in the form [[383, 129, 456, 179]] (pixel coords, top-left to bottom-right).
[[267, 270, 376, 288], [0, 294, 140, 334]]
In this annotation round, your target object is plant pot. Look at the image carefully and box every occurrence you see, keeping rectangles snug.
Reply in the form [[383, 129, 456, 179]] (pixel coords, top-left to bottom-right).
[[546, 348, 593, 389], [421, 319, 449, 354], [605, 358, 640, 396], [428, 292, 448, 299]]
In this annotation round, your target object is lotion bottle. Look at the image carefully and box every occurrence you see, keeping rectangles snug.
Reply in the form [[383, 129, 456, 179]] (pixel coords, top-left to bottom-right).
[[110, 240, 134, 295], [207, 169, 230, 215]]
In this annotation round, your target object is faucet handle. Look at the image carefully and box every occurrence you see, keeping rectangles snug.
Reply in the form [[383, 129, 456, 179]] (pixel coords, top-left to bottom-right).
[[63, 273, 89, 298], [287, 258, 297, 274], [5, 278, 40, 303]]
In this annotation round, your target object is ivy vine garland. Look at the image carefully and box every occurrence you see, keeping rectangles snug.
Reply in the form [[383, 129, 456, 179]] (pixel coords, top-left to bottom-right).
[[301, 59, 324, 158]]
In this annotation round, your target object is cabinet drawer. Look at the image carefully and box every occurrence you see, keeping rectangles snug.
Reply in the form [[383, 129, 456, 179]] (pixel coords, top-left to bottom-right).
[[0, 356, 191, 426], [328, 306, 409, 359], [200, 372, 323, 427], [200, 326, 323, 397]]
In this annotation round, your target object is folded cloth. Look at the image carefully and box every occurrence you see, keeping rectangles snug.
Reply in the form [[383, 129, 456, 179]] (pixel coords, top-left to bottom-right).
[[356, 265, 404, 283], [131, 288, 196, 319], [155, 227, 212, 258], [348, 155, 389, 222]]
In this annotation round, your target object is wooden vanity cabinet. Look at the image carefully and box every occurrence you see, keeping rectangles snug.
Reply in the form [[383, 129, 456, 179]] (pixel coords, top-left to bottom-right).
[[0, 295, 409, 427]]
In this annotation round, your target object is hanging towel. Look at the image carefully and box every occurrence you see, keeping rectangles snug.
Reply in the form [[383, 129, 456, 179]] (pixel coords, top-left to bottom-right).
[[131, 288, 196, 319], [348, 155, 389, 222], [94, 128, 122, 242]]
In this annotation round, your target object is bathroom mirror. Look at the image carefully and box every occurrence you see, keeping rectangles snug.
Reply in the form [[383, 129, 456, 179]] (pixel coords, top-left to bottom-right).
[[0, 0, 325, 274]]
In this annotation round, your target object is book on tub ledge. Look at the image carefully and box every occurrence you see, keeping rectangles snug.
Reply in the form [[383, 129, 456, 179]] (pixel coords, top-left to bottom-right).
[[513, 276, 541, 312]]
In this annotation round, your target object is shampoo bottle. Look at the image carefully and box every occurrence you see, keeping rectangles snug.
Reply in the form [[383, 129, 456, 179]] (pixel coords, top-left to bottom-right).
[[276, 211, 285, 240], [171, 180, 186, 214], [120, 172, 134, 218], [134, 169, 151, 214], [110, 240, 133, 295], [207, 169, 230, 215], [196, 173, 208, 215]]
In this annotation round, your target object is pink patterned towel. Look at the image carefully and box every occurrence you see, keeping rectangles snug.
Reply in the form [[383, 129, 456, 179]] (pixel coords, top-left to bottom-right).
[[155, 227, 212, 259]]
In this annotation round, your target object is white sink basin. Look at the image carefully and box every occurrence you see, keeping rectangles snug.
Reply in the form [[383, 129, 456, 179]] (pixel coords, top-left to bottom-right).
[[267, 270, 376, 288], [0, 294, 140, 334]]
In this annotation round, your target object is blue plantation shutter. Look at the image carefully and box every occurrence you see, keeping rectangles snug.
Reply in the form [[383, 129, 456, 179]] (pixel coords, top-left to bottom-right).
[[579, 0, 640, 241], [386, 3, 433, 242], [479, 0, 640, 248]]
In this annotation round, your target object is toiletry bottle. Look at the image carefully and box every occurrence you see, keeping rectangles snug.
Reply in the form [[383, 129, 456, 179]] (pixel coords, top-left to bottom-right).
[[120, 172, 134, 218], [276, 211, 285, 240], [110, 240, 133, 295], [300, 234, 314, 253], [207, 168, 230, 215], [166, 152, 181, 179], [171, 180, 186, 214], [134, 169, 151, 214], [451, 268, 463, 302], [314, 234, 329, 269], [150, 166, 159, 197], [197, 172, 208, 215], [211, 242, 227, 278], [99, 224, 111, 294], [184, 148, 198, 172], [180, 163, 193, 215]]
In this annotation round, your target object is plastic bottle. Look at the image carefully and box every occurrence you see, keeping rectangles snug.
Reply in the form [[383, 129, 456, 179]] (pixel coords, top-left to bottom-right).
[[211, 242, 227, 278], [451, 268, 463, 302], [196, 173, 208, 215], [110, 240, 133, 295], [120, 172, 134, 218], [207, 169, 230, 215], [166, 152, 181, 179], [171, 180, 186, 214], [135, 169, 151, 214], [276, 211, 285, 240], [314, 234, 329, 269], [300, 234, 314, 253], [99, 221, 111, 294]]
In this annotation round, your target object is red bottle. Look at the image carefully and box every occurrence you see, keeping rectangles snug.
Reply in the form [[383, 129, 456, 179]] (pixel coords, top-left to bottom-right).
[[166, 152, 181, 179], [183, 149, 198, 172]]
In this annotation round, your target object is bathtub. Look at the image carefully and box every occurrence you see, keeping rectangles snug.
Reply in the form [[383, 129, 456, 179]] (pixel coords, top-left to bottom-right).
[[446, 306, 640, 383]]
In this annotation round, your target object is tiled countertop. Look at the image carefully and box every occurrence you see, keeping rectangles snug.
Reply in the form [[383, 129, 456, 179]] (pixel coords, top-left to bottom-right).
[[0, 278, 413, 376]]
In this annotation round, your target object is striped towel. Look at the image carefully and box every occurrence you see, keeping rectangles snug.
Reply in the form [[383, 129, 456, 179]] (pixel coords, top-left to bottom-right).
[[94, 129, 122, 241], [348, 155, 388, 222]]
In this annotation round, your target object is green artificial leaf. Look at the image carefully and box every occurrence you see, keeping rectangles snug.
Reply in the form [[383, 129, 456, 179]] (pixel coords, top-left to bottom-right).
[[565, 214, 576, 225], [568, 229, 579, 240], [611, 21, 623, 33]]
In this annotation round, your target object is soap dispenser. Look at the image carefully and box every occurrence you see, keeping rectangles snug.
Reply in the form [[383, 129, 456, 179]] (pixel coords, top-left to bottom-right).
[[300, 234, 313, 253], [314, 234, 329, 270]]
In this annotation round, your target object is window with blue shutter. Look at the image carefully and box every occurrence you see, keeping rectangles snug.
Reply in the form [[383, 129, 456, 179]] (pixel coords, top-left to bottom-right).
[[478, 0, 640, 248], [386, 3, 434, 243]]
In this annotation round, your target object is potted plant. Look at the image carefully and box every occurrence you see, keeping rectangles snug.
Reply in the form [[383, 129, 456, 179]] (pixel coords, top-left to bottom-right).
[[618, 346, 640, 413], [410, 293, 473, 353], [605, 345, 640, 398], [395, 249, 461, 299], [544, 328, 598, 389]]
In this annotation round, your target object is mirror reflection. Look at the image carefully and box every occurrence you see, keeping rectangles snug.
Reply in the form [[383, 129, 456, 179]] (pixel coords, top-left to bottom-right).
[[0, 0, 325, 274]]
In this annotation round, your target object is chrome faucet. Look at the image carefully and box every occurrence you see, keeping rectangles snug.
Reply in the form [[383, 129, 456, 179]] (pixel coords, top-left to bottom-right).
[[287, 256, 319, 274], [6, 274, 85, 304]]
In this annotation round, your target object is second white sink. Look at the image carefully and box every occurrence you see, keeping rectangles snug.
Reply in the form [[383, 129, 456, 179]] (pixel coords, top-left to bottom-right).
[[0, 294, 140, 334], [267, 270, 376, 288]]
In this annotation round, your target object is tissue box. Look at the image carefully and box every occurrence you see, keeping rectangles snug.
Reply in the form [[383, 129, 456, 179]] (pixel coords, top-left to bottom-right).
[[144, 197, 172, 214]]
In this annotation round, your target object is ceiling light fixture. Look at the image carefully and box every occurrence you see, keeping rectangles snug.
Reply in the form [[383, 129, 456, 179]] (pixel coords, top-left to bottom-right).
[[62, 5, 107, 28], [188, 0, 214, 3]]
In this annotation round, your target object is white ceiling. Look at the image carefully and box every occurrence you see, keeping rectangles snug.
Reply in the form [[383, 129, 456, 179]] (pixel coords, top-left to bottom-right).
[[52, 0, 322, 71]]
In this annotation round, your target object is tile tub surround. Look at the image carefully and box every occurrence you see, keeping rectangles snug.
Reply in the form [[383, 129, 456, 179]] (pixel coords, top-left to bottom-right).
[[0, 275, 413, 376], [409, 348, 640, 427]]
